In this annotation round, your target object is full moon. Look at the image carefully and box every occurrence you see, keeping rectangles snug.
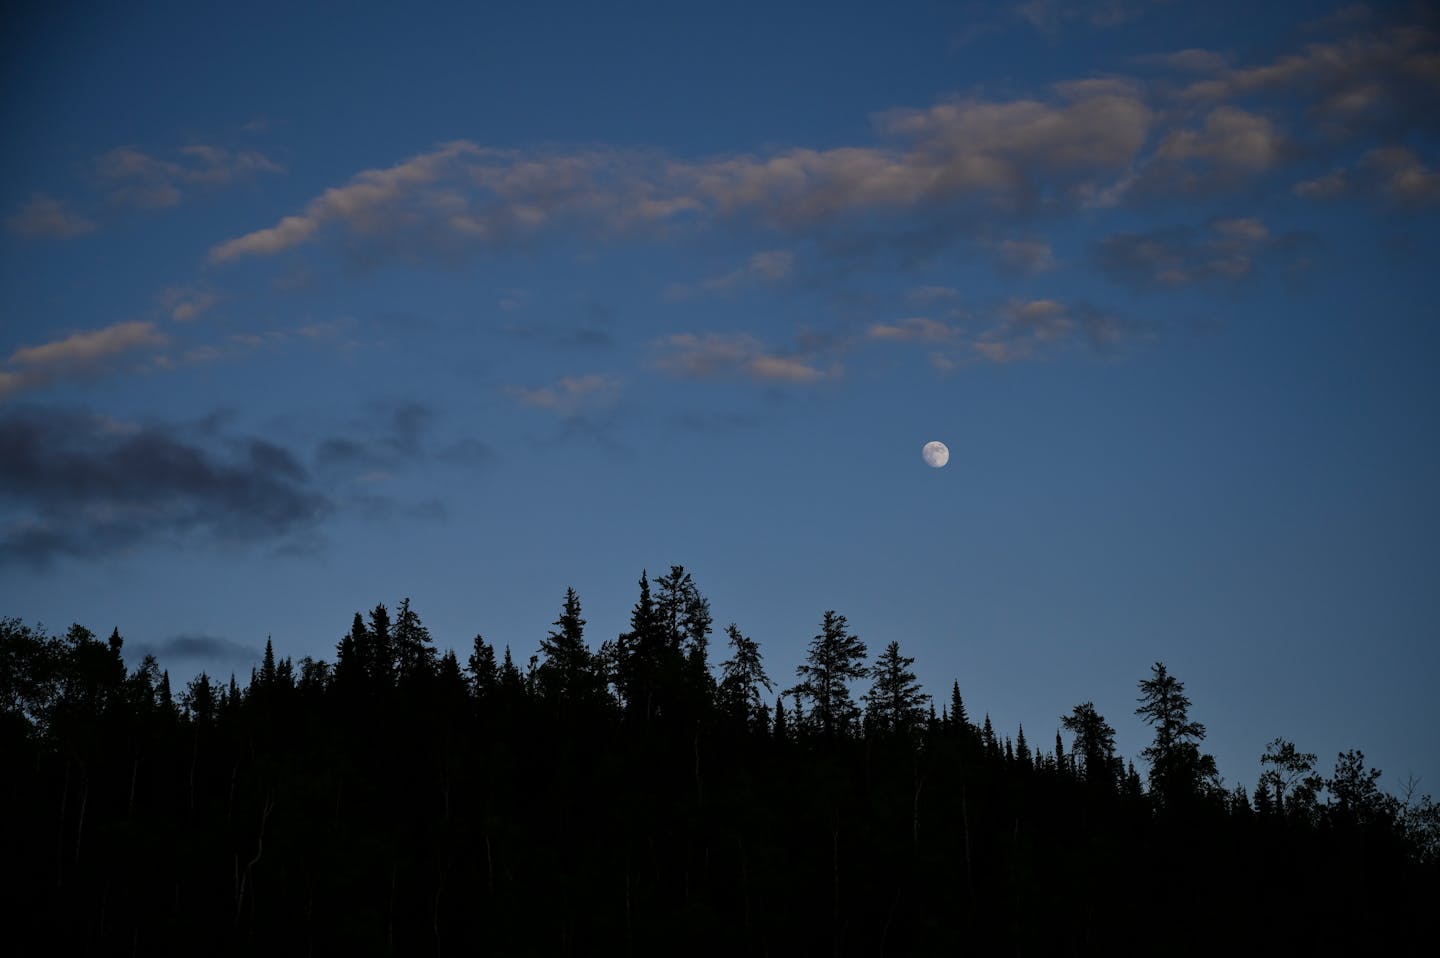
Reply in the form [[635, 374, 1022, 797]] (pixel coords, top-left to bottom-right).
[[922, 440, 949, 468]]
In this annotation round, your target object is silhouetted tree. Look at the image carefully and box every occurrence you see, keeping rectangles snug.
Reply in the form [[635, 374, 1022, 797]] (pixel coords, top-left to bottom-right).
[[789, 611, 867, 740], [1061, 702, 1119, 791], [718, 624, 770, 730], [1259, 738, 1321, 820], [863, 641, 928, 736], [536, 588, 597, 704], [1135, 662, 1216, 807], [466, 634, 498, 698], [392, 597, 436, 683]]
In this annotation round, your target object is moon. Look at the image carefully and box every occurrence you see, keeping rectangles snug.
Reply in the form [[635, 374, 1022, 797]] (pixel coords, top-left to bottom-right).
[[922, 440, 949, 468]]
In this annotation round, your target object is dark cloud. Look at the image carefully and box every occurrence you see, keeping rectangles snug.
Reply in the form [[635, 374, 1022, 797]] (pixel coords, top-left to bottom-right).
[[0, 406, 331, 566], [1093, 217, 1310, 288], [314, 400, 492, 476], [127, 634, 262, 676], [499, 323, 615, 350]]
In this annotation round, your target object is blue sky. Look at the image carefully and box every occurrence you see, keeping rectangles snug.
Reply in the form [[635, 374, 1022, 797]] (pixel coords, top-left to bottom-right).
[[3, 0, 1438, 794]]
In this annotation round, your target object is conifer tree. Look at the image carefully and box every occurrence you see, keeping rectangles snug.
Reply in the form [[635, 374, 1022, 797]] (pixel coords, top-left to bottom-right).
[[949, 681, 969, 731], [790, 611, 868, 740], [862, 641, 928, 736], [467, 634, 498, 697], [718, 624, 771, 729], [335, 612, 369, 689], [1061, 702, 1120, 791], [1136, 662, 1216, 806], [536, 588, 595, 702], [392, 597, 436, 683], [368, 604, 393, 686]]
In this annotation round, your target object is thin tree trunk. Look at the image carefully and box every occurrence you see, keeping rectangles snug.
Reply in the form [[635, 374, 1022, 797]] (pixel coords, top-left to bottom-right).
[[75, 765, 89, 864], [128, 755, 139, 818]]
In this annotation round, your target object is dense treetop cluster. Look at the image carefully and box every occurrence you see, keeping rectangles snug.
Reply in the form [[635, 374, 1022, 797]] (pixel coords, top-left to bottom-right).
[[3, 566, 1436, 954]]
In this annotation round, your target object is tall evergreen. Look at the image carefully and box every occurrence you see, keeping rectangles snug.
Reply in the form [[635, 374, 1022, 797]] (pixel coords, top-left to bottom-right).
[[392, 597, 436, 683], [1061, 702, 1120, 791], [1136, 662, 1216, 806], [789, 610, 868, 740], [536, 587, 595, 703], [862, 640, 928, 736], [718, 624, 771, 729]]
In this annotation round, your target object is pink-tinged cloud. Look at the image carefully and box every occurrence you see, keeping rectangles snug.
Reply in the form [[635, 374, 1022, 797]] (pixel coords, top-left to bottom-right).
[[1, 320, 168, 398], [654, 332, 836, 384], [5, 195, 96, 239]]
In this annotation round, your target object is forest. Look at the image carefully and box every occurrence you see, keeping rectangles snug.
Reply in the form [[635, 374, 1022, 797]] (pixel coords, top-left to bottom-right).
[[2, 565, 1436, 955]]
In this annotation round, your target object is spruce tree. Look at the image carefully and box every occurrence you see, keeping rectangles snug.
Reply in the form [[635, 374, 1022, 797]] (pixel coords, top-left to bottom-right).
[[718, 624, 771, 729], [536, 588, 594, 702], [862, 640, 928, 736], [790, 611, 868, 740], [1061, 702, 1119, 791], [1136, 662, 1216, 806]]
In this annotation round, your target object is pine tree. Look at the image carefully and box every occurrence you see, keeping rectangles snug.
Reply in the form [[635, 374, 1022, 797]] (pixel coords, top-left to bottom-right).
[[467, 634, 498, 697], [1136, 662, 1216, 806], [862, 640, 928, 736], [789, 611, 868, 740], [368, 604, 394, 687], [1061, 702, 1119, 791], [949, 681, 969, 731], [772, 695, 789, 740], [718, 624, 771, 729], [392, 597, 436, 683], [335, 612, 369, 689], [536, 588, 594, 702], [1016, 725, 1031, 766]]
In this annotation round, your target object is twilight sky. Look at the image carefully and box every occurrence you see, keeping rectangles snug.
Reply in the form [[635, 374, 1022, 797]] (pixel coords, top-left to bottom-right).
[[3, 0, 1437, 794]]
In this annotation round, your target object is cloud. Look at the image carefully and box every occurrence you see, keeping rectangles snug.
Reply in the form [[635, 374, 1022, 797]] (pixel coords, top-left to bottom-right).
[[1093, 216, 1292, 287], [96, 144, 284, 210], [1294, 146, 1440, 205], [0, 406, 330, 566], [1014, 0, 1165, 32], [504, 374, 621, 412], [1156, 106, 1287, 172], [664, 249, 795, 300], [973, 298, 1137, 362], [210, 81, 1153, 267], [654, 333, 837, 384], [867, 317, 961, 343], [985, 237, 1057, 273], [157, 285, 221, 323], [500, 323, 614, 350], [126, 634, 262, 677], [1, 320, 168, 398], [1179, 22, 1440, 139], [5, 195, 96, 239]]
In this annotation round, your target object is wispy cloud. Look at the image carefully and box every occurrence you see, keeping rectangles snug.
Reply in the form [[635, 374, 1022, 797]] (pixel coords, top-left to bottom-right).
[[664, 249, 794, 300], [1094, 216, 1293, 287], [654, 333, 838, 384], [1294, 146, 1440, 205], [96, 144, 284, 210], [5, 195, 96, 239], [157, 285, 221, 323], [505, 374, 621, 413], [1, 321, 168, 398]]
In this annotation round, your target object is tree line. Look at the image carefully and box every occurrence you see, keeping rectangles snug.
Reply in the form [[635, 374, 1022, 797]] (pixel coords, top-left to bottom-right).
[[2, 565, 1436, 955]]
